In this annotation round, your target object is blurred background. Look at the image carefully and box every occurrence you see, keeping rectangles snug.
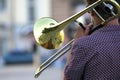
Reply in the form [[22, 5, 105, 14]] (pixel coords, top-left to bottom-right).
[[0, 0, 119, 80], [0, 0, 89, 80]]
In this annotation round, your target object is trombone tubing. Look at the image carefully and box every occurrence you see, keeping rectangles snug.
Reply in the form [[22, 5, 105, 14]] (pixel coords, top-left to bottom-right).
[[51, 0, 110, 31], [34, 0, 120, 78], [34, 39, 74, 78]]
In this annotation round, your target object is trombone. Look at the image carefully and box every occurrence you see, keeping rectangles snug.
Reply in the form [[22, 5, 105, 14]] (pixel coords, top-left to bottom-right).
[[33, 0, 120, 78]]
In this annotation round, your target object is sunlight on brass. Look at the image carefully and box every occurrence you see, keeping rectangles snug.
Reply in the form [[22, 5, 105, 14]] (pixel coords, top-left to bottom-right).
[[34, 17, 64, 49], [34, 66, 41, 78], [33, 0, 120, 78]]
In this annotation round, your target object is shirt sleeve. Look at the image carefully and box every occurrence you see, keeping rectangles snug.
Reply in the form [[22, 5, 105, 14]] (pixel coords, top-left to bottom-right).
[[64, 41, 95, 80]]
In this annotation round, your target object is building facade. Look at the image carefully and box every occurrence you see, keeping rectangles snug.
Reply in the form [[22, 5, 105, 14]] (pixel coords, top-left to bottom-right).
[[0, 0, 82, 57]]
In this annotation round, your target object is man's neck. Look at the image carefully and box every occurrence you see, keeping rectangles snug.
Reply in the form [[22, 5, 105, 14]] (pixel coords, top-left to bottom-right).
[[105, 19, 119, 26]]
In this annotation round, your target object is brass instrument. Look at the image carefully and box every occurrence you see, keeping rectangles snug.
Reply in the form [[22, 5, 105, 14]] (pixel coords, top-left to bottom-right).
[[33, 0, 120, 78]]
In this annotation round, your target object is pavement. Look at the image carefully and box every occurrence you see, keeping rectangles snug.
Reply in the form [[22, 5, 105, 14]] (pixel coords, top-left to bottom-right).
[[0, 64, 64, 80]]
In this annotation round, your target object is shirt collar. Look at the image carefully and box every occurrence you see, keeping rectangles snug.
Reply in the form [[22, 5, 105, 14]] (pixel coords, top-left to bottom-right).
[[95, 25, 120, 33]]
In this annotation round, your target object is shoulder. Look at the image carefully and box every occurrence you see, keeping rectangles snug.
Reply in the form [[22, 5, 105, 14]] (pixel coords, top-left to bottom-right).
[[74, 34, 98, 48], [71, 35, 96, 62]]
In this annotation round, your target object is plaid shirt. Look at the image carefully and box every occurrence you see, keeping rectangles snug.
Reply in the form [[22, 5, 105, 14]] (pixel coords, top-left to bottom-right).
[[64, 25, 120, 80]]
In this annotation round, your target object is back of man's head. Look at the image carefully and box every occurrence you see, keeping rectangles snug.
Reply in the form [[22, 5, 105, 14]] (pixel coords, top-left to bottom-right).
[[85, 0, 118, 20]]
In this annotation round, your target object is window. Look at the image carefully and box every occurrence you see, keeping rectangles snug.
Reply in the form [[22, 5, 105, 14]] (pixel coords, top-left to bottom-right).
[[0, 24, 6, 30], [28, 0, 35, 23], [28, 6, 35, 22], [71, 0, 83, 8], [0, 38, 6, 55], [0, 0, 6, 11]]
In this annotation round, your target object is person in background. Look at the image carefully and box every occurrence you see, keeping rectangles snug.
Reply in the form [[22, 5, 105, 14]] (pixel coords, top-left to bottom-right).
[[64, 0, 120, 80]]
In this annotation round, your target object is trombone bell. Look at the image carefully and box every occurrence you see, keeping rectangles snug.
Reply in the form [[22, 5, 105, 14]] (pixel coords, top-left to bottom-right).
[[34, 17, 64, 49], [33, 0, 120, 78], [34, 0, 120, 50]]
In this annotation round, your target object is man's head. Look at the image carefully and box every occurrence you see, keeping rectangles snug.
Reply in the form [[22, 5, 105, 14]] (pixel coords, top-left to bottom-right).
[[85, 0, 119, 26], [85, 0, 104, 26]]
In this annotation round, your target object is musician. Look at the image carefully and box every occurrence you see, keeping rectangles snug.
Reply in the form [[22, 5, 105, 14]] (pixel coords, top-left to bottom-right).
[[64, 0, 120, 80]]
